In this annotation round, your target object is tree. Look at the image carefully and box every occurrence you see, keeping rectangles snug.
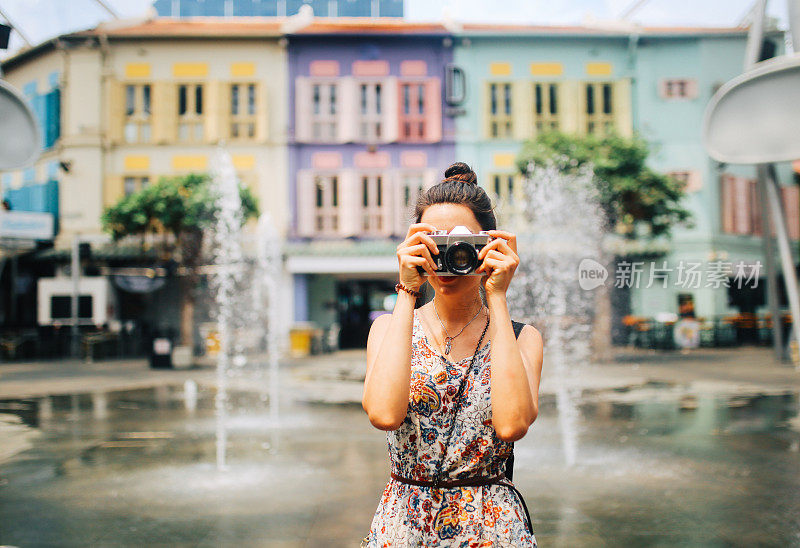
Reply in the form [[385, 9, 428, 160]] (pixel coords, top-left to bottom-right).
[[515, 131, 693, 361], [101, 173, 259, 350], [516, 131, 692, 238]]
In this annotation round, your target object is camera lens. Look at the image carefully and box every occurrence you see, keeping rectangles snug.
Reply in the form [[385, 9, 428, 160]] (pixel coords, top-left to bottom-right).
[[444, 242, 478, 275]]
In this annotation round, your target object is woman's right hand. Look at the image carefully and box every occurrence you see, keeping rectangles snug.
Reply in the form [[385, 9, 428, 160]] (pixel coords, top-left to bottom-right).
[[396, 223, 439, 290]]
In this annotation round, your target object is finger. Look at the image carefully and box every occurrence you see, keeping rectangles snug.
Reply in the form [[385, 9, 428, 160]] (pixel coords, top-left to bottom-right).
[[479, 257, 505, 273], [477, 238, 503, 261], [493, 239, 519, 261], [406, 231, 439, 256], [407, 256, 436, 278], [488, 230, 518, 253], [405, 223, 437, 240], [401, 244, 438, 273], [486, 249, 518, 265]]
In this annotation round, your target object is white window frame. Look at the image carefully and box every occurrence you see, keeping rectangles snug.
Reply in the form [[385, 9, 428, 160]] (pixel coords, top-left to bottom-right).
[[313, 173, 340, 235], [488, 82, 513, 139], [358, 80, 383, 142], [309, 80, 338, 142], [177, 83, 205, 143], [124, 83, 152, 144], [399, 81, 426, 141], [230, 82, 257, 140], [584, 81, 615, 135], [360, 172, 385, 235], [533, 82, 560, 133]]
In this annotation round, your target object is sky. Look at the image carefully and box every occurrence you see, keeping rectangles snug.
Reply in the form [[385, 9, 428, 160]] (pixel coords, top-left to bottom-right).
[[0, 0, 791, 58]]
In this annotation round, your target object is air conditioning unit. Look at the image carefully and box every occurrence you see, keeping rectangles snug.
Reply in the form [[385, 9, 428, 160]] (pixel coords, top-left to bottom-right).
[[37, 276, 115, 327]]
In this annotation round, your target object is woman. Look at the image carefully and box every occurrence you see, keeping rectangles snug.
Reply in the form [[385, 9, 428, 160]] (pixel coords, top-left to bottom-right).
[[361, 162, 544, 547]]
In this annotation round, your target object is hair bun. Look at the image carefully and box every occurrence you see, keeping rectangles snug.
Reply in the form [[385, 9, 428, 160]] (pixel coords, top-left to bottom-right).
[[444, 162, 478, 185]]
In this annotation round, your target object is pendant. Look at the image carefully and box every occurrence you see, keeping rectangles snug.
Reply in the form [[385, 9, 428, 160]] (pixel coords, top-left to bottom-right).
[[444, 337, 452, 355]]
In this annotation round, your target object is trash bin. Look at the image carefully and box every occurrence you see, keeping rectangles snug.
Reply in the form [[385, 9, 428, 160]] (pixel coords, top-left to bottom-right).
[[149, 328, 174, 369], [289, 323, 317, 358]]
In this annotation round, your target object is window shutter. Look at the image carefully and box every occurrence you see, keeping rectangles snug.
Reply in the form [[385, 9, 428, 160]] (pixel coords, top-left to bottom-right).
[[424, 78, 442, 143], [483, 82, 493, 139], [337, 77, 357, 143], [575, 82, 588, 136], [105, 78, 125, 145], [296, 170, 315, 237], [382, 76, 398, 143], [782, 185, 800, 240], [255, 83, 268, 143], [721, 174, 735, 234], [339, 169, 360, 237], [512, 81, 532, 141], [558, 80, 579, 134], [104, 175, 124, 208], [613, 78, 633, 137], [295, 77, 312, 143], [751, 179, 762, 236], [393, 173, 407, 237], [204, 80, 221, 144], [733, 176, 751, 234], [379, 172, 394, 237], [152, 81, 177, 144]]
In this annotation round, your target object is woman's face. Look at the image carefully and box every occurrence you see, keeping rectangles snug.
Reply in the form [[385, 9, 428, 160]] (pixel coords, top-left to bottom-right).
[[419, 203, 484, 298]]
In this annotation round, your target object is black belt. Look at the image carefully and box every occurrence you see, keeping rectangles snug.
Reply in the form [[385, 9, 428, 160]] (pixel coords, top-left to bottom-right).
[[390, 471, 534, 537]]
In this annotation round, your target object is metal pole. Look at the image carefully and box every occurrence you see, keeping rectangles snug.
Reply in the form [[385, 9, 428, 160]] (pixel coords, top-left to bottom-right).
[[9, 254, 17, 325], [71, 234, 79, 358], [764, 164, 800, 368], [757, 169, 783, 359], [788, 0, 800, 53]]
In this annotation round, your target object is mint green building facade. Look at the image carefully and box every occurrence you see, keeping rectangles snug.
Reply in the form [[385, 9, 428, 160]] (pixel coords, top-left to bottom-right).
[[451, 25, 797, 324]]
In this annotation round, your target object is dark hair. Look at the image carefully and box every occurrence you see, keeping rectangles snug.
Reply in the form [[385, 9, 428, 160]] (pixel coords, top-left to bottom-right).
[[414, 162, 496, 231]]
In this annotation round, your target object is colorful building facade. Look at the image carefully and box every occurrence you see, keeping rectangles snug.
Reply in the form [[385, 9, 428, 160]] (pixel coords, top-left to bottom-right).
[[286, 22, 454, 347], [1, 17, 796, 346]]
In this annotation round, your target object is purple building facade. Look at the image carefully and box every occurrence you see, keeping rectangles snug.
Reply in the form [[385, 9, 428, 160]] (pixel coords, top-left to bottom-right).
[[286, 25, 455, 347]]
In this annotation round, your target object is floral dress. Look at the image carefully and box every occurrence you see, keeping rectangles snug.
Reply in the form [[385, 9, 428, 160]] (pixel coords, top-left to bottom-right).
[[362, 309, 537, 547]]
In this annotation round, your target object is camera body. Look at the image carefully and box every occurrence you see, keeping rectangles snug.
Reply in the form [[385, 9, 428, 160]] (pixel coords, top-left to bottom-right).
[[423, 226, 492, 276]]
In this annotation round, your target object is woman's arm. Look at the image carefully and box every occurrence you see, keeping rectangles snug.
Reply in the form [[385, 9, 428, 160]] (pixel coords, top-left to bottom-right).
[[362, 223, 439, 431], [477, 230, 544, 442], [487, 297, 543, 441], [362, 292, 416, 430]]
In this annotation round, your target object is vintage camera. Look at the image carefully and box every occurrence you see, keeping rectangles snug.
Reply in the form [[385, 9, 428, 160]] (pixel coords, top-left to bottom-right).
[[421, 226, 492, 276]]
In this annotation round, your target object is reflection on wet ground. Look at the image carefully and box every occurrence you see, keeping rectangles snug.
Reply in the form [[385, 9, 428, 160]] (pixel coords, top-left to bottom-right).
[[1, 384, 799, 547]]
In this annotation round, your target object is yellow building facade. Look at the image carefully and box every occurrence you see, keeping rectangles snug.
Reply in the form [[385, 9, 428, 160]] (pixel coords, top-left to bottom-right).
[[0, 20, 289, 247]]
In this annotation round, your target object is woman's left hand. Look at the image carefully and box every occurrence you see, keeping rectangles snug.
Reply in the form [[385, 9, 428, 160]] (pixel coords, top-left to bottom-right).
[[475, 230, 519, 299]]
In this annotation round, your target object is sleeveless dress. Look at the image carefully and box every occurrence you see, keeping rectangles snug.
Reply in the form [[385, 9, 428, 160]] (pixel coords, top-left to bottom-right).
[[362, 309, 537, 547]]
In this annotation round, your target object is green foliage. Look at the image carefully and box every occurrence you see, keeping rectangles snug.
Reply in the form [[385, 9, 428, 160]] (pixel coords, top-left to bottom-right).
[[516, 131, 693, 238], [101, 173, 259, 242]]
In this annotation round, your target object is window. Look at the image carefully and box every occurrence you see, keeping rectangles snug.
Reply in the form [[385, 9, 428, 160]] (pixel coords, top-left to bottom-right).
[[492, 174, 515, 202], [400, 82, 426, 141], [660, 79, 698, 100], [361, 174, 384, 234], [123, 176, 150, 197], [584, 82, 615, 135], [399, 173, 425, 235], [358, 82, 382, 141], [230, 83, 256, 140], [177, 84, 204, 142], [313, 174, 339, 234], [488, 83, 513, 138], [533, 82, 559, 132], [124, 84, 152, 143], [311, 82, 337, 141]]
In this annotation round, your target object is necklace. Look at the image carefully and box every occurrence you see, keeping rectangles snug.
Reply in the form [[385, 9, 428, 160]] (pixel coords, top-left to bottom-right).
[[433, 297, 484, 355]]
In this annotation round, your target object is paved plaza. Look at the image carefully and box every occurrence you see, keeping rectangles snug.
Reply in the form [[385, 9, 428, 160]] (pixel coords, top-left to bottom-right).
[[0, 346, 799, 546]]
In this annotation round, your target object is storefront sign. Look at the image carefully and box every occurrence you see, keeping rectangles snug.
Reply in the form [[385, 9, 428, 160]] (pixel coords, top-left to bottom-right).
[[0, 211, 54, 240]]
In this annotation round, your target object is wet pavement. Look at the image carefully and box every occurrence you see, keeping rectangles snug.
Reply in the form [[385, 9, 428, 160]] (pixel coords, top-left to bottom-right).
[[1, 347, 799, 546]]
